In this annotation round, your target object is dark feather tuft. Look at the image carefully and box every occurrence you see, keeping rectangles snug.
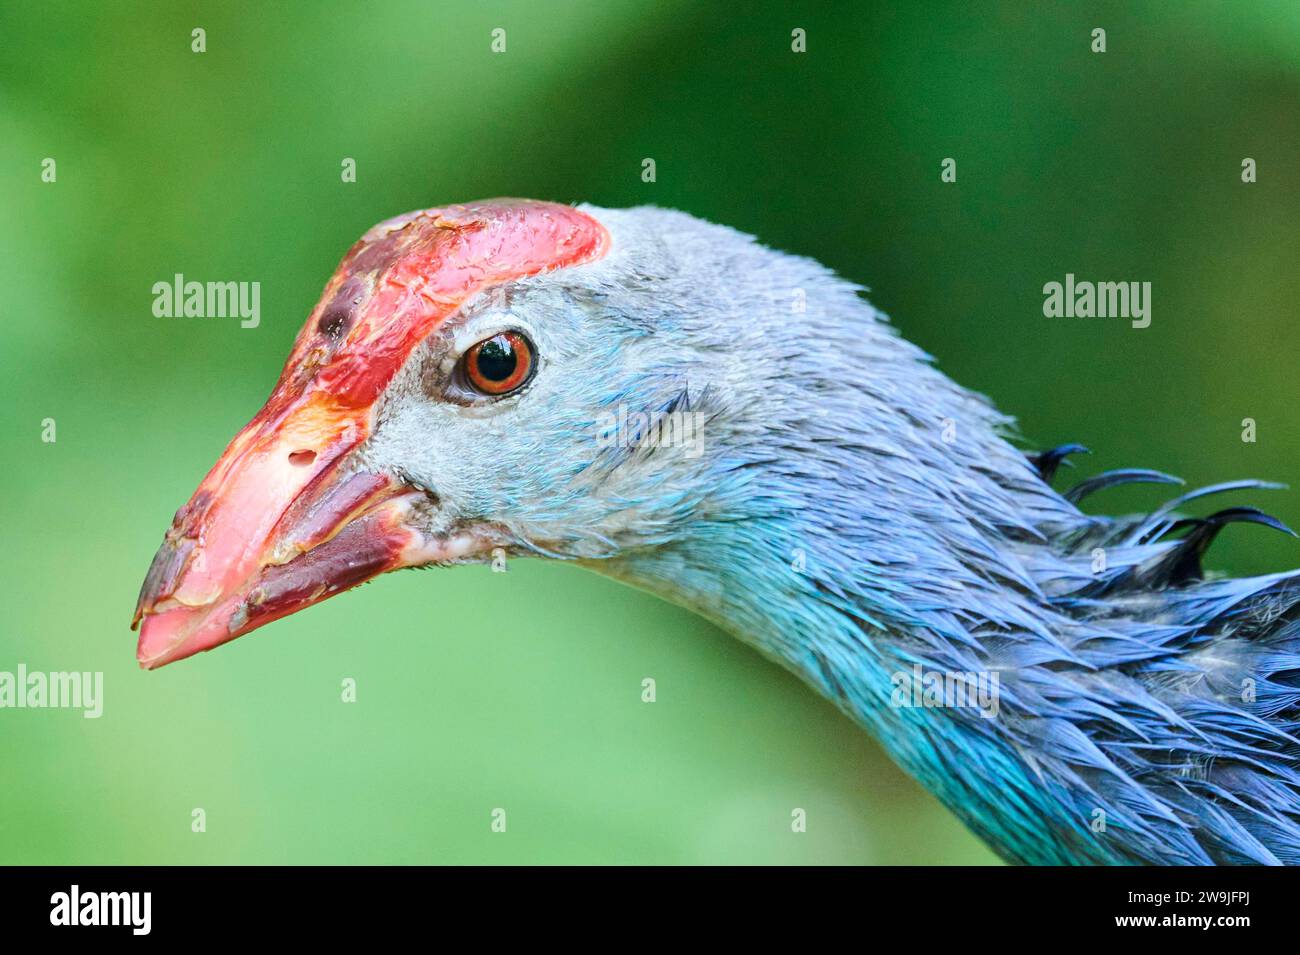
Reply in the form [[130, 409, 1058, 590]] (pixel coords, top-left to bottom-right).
[[1157, 506, 1298, 585], [1030, 443, 1090, 483]]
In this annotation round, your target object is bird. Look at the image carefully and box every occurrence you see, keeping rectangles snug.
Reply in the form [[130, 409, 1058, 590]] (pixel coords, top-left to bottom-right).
[[133, 198, 1300, 865]]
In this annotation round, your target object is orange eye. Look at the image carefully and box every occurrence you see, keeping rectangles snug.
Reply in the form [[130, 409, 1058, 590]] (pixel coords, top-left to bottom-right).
[[463, 331, 535, 396]]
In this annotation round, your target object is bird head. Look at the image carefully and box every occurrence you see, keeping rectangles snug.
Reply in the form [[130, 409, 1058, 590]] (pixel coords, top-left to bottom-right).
[[133, 198, 759, 668], [135, 196, 1030, 672]]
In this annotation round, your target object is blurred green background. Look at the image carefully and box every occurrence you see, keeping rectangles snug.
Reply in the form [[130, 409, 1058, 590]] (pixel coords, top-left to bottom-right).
[[2, 1, 1298, 864]]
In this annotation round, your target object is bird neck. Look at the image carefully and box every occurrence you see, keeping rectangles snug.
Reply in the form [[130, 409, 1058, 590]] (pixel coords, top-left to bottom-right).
[[601, 503, 1022, 722], [593, 416, 1097, 864], [599, 515, 1073, 861]]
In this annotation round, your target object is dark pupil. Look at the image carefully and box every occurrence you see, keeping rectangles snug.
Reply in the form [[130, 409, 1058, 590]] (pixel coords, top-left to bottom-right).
[[476, 336, 517, 381]]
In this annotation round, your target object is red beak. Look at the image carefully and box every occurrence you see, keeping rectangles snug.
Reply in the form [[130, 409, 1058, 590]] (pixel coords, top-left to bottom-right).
[[132, 391, 443, 669], [132, 198, 609, 669]]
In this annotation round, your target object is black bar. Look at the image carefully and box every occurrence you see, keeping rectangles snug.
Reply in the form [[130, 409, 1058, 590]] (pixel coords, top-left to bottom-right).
[[0, 865, 1287, 939]]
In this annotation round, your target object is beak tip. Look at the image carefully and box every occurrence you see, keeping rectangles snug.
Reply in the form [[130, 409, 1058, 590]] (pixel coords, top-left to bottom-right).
[[136, 640, 165, 670], [135, 632, 167, 671], [135, 609, 202, 671], [137, 652, 174, 671]]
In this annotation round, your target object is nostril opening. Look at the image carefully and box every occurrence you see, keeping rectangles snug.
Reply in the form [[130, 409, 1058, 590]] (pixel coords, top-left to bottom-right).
[[288, 450, 316, 467]]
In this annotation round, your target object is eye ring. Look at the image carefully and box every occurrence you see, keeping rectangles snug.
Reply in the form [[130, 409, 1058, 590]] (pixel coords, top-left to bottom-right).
[[461, 331, 535, 397]]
